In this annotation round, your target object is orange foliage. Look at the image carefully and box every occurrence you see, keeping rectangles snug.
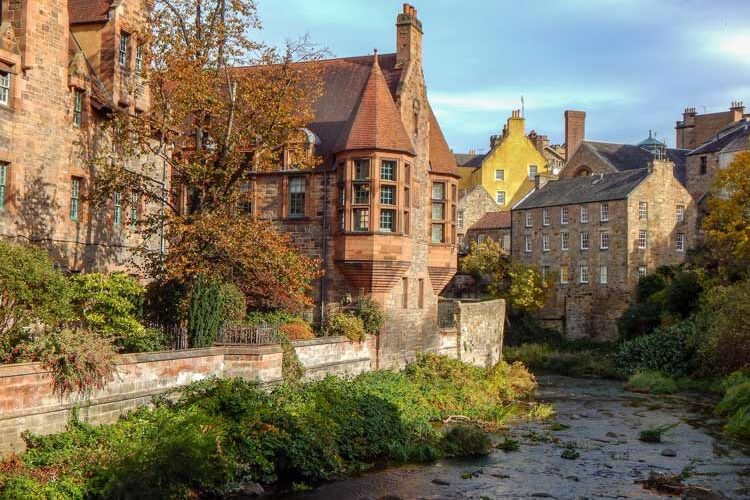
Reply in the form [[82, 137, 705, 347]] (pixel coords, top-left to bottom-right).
[[280, 322, 316, 341]]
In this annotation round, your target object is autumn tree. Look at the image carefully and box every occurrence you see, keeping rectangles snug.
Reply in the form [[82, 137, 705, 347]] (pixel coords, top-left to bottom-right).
[[702, 151, 750, 282], [86, 0, 325, 311]]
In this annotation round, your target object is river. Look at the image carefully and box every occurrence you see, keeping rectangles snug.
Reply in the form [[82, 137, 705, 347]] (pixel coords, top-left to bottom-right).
[[267, 375, 750, 499]]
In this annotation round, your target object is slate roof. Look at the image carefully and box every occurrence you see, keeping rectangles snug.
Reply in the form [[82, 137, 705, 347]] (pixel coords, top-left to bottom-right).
[[581, 141, 689, 184], [69, 0, 111, 24], [688, 119, 750, 156], [514, 168, 650, 210], [455, 153, 486, 169], [468, 211, 511, 231], [333, 53, 414, 156]]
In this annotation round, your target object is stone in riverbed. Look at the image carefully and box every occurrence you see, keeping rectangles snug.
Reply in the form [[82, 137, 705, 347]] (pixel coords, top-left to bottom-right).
[[662, 449, 677, 457], [431, 478, 450, 486], [681, 486, 729, 499], [238, 482, 264, 496]]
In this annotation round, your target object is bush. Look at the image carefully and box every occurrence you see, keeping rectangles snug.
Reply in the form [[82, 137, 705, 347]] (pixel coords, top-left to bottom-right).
[[352, 298, 384, 336], [699, 281, 750, 375], [615, 321, 700, 377], [325, 312, 366, 342], [664, 271, 703, 319], [626, 371, 678, 394], [504, 342, 622, 379], [440, 426, 491, 457], [280, 323, 315, 341], [617, 300, 663, 340], [504, 315, 563, 347], [187, 276, 224, 348], [144, 278, 185, 325], [245, 310, 303, 326], [117, 327, 169, 353], [219, 282, 246, 323]]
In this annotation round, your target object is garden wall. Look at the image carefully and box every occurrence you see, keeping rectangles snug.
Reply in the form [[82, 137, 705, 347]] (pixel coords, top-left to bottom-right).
[[438, 298, 506, 367]]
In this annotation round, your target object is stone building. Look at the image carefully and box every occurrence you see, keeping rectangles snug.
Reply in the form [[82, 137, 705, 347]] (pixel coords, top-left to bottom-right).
[[676, 101, 746, 150], [456, 185, 499, 248], [465, 211, 511, 251], [241, 4, 460, 368], [511, 160, 696, 340], [455, 111, 550, 209], [0, 0, 159, 271], [561, 110, 689, 184]]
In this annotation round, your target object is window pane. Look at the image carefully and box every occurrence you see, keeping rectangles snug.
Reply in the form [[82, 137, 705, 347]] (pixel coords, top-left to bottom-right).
[[354, 183, 370, 204], [496, 191, 505, 205], [0, 163, 6, 211], [289, 177, 305, 216], [0, 71, 9, 106], [114, 191, 122, 225], [432, 202, 444, 220], [379, 209, 395, 232], [70, 177, 81, 220], [380, 185, 395, 205], [431, 223, 444, 243], [354, 159, 370, 180], [432, 182, 445, 200], [354, 208, 369, 231], [381, 160, 396, 181]]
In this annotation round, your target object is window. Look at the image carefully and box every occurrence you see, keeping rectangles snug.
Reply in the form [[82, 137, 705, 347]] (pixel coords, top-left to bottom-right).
[[580, 204, 589, 223], [524, 235, 532, 253], [579, 265, 590, 284], [380, 185, 395, 205], [353, 208, 369, 231], [418, 279, 424, 309], [541, 266, 550, 280], [600, 202, 609, 222], [477, 233, 486, 244], [528, 164, 538, 181], [431, 202, 444, 220], [638, 229, 648, 249], [542, 234, 550, 252], [639, 201, 648, 220], [73, 90, 83, 128], [560, 266, 569, 284], [495, 169, 505, 181], [525, 211, 533, 228], [135, 45, 143, 73], [354, 183, 370, 204], [561, 232, 569, 251], [288, 177, 305, 217], [496, 191, 506, 205], [402, 277, 408, 308], [0, 163, 6, 211], [113, 191, 122, 226], [700, 156, 707, 175], [676, 204, 685, 223], [354, 159, 370, 180], [561, 206, 569, 224], [580, 231, 589, 250], [70, 177, 81, 221], [676, 233, 685, 252], [0, 71, 9, 106], [119, 32, 130, 67], [542, 208, 550, 226], [381, 160, 396, 181], [431, 223, 444, 243], [432, 182, 445, 200], [339, 210, 346, 231], [600, 231, 609, 250], [130, 192, 138, 228], [503, 234, 511, 251], [600, 265, 608, 285], [380, 209, 395, 232], [638, 266, 648, 278], [457, 209, 464, 229]]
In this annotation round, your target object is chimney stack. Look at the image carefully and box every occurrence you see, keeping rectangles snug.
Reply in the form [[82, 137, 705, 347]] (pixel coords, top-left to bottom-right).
[[396, 3, 423, 69], [564, 110, 586, 161], [731, 100, 745, 120]]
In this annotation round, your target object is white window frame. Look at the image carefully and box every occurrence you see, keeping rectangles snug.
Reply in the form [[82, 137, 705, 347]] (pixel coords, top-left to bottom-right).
[[0, 71, 9, 106], [638, 266, 648, 279], [561, 232, 569, 251], [676, 204, 685, 223], [0, 163, 6, 211], [528, 164, 538, 181], [542, 208, 550, 226], [457, 209, 464, 229], [524, 235, 532, 253], [676, 233, 685, 252], [560, 266, 569, 284], [579, 265, 590, 284], [639, 201, 648, 220], [561, 206, 569, 224], [600, 202, 609, 222], [580, 204, 589, 223], [600, 231, 609, 250], [600, 265, 608, 284], [495, 169, 504, 181], [542, 234, 550, 252], [525, 211, 533, 228], [496, 191, 506, 205], [580, 231, 589, 250], [119, 32, 130, 67], [638, 229, 648, 249]]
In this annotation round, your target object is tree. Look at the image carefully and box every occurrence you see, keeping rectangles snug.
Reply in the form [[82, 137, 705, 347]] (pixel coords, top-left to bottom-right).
[[86, 0, 325, 311], [460, 240, 549, 315], [703, 151, 750, 281]]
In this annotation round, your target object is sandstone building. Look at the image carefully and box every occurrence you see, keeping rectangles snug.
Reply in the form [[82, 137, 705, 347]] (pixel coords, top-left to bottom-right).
[[511, 161, 695, 340], [675, 102, 746, 150], [241, 5, 460, 368], [455, 185, 499, 248], [0, 0, 158, 271], [465, 211, 511, 252]]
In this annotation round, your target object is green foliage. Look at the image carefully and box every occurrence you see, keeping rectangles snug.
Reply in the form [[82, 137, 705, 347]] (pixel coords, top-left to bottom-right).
[[504, 342, 623, 380], [665, 271, 703, 319], [716, 372, 750, 439], [144, 278, 185, 325], [639, 423, 679, 443], [617, 300, 664, 340], [560, 448, 580, 460], [0, 241, 71, 354], [440, 426, 491, 457], [219, 282, 246, 323], [615, 320, 701, 377], [325, 312, 366, 342], [244, 310, 303, 326], [496, 437, 520, 452], [504, 315, 563, 347], [626, 371, 678, 395], [699, 280, 750, 375], [187, 275, 223, 348], [0, 356, 541, 497], [352, 298, 384, 336]]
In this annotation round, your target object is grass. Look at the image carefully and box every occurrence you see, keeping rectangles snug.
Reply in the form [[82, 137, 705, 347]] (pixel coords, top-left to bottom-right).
[[496, 437, 520, 452], [504, 341, 623, 380], [626, 371, 678, 395], [639, 423, 679, 443]]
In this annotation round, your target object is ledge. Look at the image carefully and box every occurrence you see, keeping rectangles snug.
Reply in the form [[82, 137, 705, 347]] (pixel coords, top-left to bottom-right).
[[292, 335, 371, 347]]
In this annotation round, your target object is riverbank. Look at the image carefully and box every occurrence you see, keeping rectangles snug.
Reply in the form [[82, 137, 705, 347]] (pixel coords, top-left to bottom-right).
[[268, 375, 750, 499]]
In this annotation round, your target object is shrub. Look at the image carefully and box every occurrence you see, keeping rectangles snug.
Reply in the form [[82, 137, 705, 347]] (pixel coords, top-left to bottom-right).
[[325, 312, 366, 342], [504, 343, 622, 380], [664, 271, 703, 319], [187, 276, 223, 348], [219, 282, 246, 323], [117, 327, 169, 353], [440, 426, 491, 457], [0, 241, 71, 354], [280, 323, 315, 341], [504, 315, 563, 347], [615, 321, 700, 377], [626, 371, 678, 395], [245, 310, 303, 326], [352, 298, 384, 336], [144, 278, 185, 325], [699, 281, 750, 375]]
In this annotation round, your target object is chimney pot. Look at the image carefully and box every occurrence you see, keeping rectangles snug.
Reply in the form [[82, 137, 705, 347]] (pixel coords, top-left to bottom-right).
[[403, 3, 409, 14]]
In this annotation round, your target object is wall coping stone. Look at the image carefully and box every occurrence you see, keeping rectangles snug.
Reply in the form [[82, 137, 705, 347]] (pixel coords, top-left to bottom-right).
[[291, 335, 372, 347], [302, 356, 372, 373]]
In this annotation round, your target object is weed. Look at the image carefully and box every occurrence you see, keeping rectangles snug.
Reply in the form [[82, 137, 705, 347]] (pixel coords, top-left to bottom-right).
[[550, 422, 570, 431], [561, 449, 580, 460], [639, 423, 679, 443], [496, 437, 520, 452], [626, 371, 678, 395]]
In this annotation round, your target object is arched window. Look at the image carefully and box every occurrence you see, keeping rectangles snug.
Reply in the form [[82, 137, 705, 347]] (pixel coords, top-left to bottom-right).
[[574, 166, 592, 177]]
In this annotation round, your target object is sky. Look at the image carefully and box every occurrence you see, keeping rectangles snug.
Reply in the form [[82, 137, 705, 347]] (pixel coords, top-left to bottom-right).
[[255, 0, 750, 153]]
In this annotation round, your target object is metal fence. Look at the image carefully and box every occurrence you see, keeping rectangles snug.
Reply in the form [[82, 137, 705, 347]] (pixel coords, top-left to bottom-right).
[[214, 322, 280, 345]]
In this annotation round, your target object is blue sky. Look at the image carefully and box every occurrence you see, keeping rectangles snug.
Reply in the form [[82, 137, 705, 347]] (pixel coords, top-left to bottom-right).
[[257, 0, 750, 153]]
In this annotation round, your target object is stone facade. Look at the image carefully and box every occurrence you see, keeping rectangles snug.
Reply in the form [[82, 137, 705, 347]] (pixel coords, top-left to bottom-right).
[[512, 161, 696, 340], [684, 120, 750, 198], [0, 0, 160, 272], [675, 102, 745, 150], [456, 186, 499, 245]]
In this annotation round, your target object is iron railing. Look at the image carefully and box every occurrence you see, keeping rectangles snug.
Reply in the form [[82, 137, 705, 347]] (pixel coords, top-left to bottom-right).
[[214, 322, 280, 345]]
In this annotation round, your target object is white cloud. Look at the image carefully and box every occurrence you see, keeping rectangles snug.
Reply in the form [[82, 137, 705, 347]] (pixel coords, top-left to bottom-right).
[[714, 33, 750, 60]]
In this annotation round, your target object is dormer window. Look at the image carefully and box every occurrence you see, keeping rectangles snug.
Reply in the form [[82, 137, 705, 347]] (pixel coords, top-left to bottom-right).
[[0, 71, 9, 106], [119, 32, 130, 67]]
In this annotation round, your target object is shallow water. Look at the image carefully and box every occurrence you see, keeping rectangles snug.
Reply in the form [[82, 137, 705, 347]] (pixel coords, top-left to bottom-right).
[[267, 375, 750, 499]]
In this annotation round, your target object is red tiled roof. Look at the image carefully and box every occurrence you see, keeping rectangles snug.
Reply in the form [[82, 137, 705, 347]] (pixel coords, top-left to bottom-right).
[[334, 53, 414, 156], [428, 105, 460, 177], [69, 0, 111, 24], [468, 211, 511, 230]]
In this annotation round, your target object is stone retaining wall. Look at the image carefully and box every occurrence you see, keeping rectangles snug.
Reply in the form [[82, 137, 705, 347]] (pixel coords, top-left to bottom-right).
[[293, 335, 376, 379]]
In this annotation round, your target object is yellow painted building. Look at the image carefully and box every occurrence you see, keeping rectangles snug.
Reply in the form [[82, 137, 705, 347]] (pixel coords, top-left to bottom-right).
[[455, 110, 550, 209]]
